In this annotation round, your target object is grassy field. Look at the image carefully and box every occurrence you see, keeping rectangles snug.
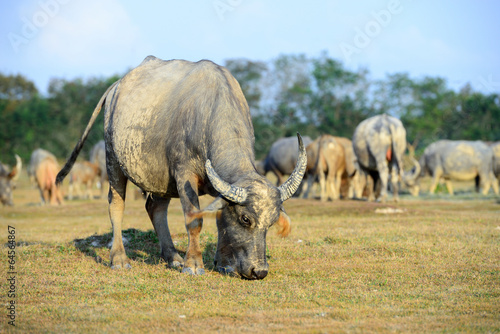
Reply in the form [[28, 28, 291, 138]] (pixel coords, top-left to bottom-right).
[[1, 175, 500, 333]]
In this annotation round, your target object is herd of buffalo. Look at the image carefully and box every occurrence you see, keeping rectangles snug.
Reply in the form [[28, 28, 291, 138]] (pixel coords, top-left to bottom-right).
[[1, 56, 499, 279], [259, 114, 500, 203]]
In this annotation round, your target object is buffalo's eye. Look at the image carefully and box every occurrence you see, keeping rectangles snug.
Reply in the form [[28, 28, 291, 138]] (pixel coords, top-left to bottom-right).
[[240, 215, 251, 227]]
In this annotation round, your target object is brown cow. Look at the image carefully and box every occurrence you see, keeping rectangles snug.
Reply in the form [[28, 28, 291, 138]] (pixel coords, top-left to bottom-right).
[[30, 149, 63, 205], [303, 135, 346, 201], [334, 136, 362, 199], [68, 161, 100, 200]]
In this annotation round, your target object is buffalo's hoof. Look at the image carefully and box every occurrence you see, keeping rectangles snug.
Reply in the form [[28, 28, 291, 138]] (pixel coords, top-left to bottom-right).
[[111, 263, 132, 270], [170, 260, 182, 268], [182, 267, 205, 275]]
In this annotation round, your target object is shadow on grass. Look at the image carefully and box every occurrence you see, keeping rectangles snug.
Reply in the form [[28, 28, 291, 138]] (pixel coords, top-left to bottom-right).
[[73, 228, 217, 271]]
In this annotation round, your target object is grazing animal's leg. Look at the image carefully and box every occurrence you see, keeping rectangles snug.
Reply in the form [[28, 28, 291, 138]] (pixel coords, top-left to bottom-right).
[[86, 180, 93, 199], [336, 169, 343, 200], [445, 180, 454, 195], [176, 173, 204, 275], [429, 167, 443, 194], [390, 167, 400, 202], [37, 176, 47, 205], [49, 183, 58, 205], [491, 173, 499, 195], [300, 175, 309, 198], [367, 171, 378, 201], [326, 170, 335, 201], [145, 195, 183, 268], [376, 160, 389, 203], [108, 168, 129, 269], [319, 169, 326, 202], [273, 169, 284, 186], [303, 174, 315, 199], [68, 179, 74, 200]]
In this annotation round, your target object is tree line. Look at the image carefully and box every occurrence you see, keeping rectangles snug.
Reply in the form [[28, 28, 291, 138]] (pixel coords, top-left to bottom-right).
[[1, 52, 499, 166]]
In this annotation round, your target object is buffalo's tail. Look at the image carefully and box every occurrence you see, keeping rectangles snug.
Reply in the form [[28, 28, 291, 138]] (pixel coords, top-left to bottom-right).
[[56, 81, 119, 185]]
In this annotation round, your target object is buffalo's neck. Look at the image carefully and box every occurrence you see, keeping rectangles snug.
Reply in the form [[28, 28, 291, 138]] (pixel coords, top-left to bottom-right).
[[209, 139, 257, 184]]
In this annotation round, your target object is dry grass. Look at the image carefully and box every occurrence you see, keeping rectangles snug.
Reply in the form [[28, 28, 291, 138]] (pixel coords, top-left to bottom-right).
[[1, 175, 500, 333]]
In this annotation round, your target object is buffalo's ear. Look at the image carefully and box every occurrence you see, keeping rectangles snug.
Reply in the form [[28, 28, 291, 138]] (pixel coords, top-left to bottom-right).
[[188, 196, 227, 220], [8, 166, 18, 180], [276, 208, 291, 237]]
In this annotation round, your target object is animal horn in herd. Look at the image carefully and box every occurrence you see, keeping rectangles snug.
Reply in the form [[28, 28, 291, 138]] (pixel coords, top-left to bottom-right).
[[409, 157, 421, 182], [205, 160, 248, 204], [278, 133, 307, 202]]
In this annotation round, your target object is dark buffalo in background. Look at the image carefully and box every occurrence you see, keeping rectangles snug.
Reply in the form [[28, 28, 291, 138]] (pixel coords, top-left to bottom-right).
[[257, 135, 312, 186]]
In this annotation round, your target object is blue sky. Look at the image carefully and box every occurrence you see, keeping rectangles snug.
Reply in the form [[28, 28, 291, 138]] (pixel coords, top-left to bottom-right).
[[1, 0, 499, 95]]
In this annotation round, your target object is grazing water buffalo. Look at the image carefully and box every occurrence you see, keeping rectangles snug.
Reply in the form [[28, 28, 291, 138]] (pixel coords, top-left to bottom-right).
[[68, 161, 100, 200], [57, 56, 307, 280], [302, 135, 346, 201], [257, 136, 312, 186], [352, 114, 407, 202], [333, 136, 360, 199], [30, 149, 64, 205], [403, 140, 499, 196], [0, 155, 22, 206]]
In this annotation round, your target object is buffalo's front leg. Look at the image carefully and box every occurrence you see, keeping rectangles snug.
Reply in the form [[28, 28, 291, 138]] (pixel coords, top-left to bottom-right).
[[145, 195, 183, 268], [176, 173, 205, 275]]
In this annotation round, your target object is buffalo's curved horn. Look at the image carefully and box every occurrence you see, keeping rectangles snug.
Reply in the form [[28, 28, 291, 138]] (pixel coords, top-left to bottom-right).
[[278, 133, 307, 202], [206, 160, 248, 204], [403, 156, 421, 185], [408, 157, 421, 182]]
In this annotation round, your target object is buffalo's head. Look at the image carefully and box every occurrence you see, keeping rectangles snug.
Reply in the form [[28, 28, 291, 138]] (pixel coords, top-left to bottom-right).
[[402, 157, 421, 196], [196, 134, 306, 280]]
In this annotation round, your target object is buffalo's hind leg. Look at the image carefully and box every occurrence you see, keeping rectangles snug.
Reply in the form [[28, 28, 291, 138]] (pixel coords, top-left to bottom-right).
[[146, 195, 183, 268], [107, 167, 130, 269]]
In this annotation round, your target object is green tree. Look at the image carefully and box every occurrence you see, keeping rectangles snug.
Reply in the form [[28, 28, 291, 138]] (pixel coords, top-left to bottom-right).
[[0, 74, 40, 161], [47, 75, 121, 158], [310, 53, 374, 138], [224, 58, 267, 113]]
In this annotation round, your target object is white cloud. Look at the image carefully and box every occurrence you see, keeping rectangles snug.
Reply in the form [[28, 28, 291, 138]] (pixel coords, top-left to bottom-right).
[[31, 0, 147, 67]]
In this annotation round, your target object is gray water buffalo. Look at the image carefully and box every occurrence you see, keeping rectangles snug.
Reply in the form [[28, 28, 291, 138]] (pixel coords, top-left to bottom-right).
[[68, 161, 100, 200], [89, 140, 107, 198], [403, 140, 499, 196], [302, 135, 346, 201], [57, 56, 307, 280], [0, 155, 22, 206], [352, 114, 407, 202], [257, 136, 312, 186], [30, 148, 64, 205]]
